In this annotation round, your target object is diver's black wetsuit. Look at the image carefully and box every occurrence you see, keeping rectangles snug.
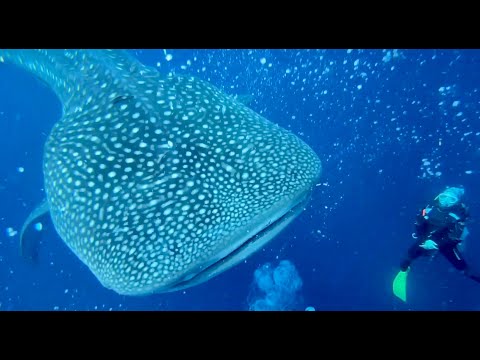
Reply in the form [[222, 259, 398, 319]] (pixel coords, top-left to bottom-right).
[[400, 203, 480, 284]]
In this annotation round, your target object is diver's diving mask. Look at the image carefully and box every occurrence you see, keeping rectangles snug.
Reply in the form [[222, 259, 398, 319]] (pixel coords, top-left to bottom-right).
[[435, 187, 465, 208]]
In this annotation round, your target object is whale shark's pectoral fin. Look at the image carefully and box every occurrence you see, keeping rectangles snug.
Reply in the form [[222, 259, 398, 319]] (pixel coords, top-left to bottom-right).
[[19, 198, 50, 261]]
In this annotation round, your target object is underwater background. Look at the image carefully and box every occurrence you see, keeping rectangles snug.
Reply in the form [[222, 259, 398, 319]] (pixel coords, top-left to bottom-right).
[[1, 48, 479, 311]]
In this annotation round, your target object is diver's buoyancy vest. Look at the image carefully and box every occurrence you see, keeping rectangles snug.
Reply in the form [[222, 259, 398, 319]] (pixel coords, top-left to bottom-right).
[[422, 203, 467, 241]]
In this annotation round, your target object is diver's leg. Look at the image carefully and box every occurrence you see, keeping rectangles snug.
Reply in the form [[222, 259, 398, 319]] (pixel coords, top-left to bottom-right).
[[437, 244, 480, 284], [400, 239, 429, 271], [465, 271, 480, 284], [439, 244, 467, 271]]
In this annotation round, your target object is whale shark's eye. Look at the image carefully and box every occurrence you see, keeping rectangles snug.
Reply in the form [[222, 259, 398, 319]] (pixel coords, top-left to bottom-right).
[[112, 95, 134, 105]]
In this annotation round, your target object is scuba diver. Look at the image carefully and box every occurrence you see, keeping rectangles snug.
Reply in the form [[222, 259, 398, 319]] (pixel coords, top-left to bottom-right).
[[393, 186, 480, 302]]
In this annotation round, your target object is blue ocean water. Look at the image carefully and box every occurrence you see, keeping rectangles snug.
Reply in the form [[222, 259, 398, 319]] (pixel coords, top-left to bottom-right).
[[0, 49, 479, 311]]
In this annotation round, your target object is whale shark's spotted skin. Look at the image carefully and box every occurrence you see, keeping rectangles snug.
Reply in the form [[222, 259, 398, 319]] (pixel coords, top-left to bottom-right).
[[0, 50, 322, 295]]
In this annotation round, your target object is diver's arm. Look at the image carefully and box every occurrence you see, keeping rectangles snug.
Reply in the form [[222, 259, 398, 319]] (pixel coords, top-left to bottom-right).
[[460, 203, 470, 220], [414, 211, 429, 240]]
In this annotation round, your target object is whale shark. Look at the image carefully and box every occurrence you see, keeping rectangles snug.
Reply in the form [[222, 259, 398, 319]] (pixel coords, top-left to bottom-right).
[[0, 49, 322, 295]]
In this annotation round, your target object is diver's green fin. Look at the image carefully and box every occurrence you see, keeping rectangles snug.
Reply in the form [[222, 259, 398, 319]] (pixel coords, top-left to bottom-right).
[[234, 94, 254, 106], [19, 198, 50, 260], [393, 268, 409, 302]]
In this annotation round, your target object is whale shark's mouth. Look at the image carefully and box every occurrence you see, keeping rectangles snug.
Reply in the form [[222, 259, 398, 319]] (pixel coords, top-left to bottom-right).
[[162, 189, 312, 293]]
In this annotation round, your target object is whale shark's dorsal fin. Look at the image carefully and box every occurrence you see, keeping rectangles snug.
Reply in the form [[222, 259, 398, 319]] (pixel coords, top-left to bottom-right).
[[19, 198, 50, 261]]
